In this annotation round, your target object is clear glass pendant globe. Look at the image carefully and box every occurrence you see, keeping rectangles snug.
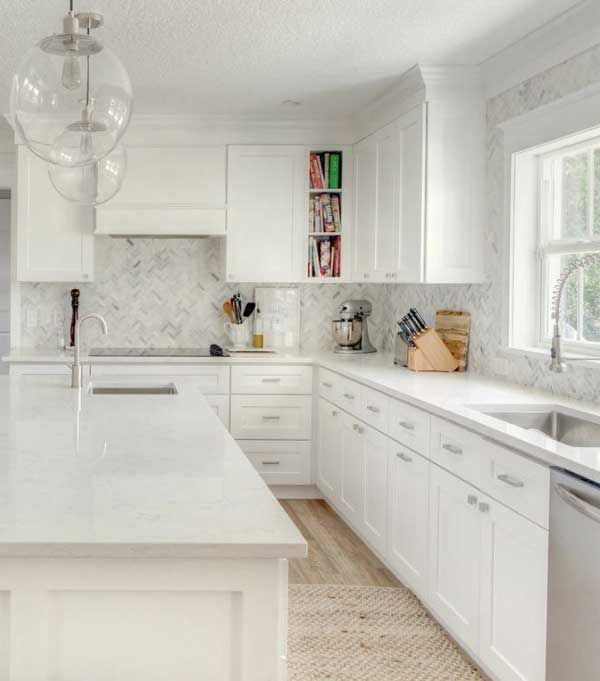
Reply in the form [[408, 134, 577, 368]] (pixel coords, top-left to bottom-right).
[[48, 144, 127, 205], [10, 38, 132, 167]]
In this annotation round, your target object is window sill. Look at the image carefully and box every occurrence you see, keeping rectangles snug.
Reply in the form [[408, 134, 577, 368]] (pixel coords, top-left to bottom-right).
[[499, 345, 600, 369]]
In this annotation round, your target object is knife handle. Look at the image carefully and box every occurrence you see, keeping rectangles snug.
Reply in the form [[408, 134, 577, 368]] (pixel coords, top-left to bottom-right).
[[410, 308, 428, 330]]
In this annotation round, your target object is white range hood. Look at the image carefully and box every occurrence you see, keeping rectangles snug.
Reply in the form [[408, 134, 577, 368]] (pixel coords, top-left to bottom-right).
[[94, 146, 226, 237]]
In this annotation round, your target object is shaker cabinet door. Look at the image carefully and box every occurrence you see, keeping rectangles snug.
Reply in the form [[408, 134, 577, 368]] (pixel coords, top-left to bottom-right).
[[361, 426, 388, 554], [338, 413, 365, 528], [226, 145, 305, 283], [16, 147, 94, 282], [428, 463, 481, 652], [387, 443, 430, 595], [317, 398, 342, 501], [479, 499, 548, 681]]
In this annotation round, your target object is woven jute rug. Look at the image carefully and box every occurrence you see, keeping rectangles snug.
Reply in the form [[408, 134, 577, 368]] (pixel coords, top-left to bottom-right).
[[288, 584, 486, 681]]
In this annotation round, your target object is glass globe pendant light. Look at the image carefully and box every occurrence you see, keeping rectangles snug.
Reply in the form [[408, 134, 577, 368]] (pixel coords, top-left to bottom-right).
[[10, 2, 132, 168], [48, 144, 127, 206]]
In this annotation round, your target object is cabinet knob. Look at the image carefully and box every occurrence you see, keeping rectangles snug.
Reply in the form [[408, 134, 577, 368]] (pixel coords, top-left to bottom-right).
[[352, 423, 364, 434], [367, 405, 380, 413], [442, 443, 463, 455], [331, 410, 339, 417], [467, 494, 478, 506], [396, 451, 412, 463], [478, 502, 490, 513]]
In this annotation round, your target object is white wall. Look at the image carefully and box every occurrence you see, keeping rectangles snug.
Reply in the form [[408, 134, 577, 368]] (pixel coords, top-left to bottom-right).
[[0, 196, 9, 373]]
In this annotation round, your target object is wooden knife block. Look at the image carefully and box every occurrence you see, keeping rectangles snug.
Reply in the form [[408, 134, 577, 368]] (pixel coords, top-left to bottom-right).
[[407, 328, 459, 373]]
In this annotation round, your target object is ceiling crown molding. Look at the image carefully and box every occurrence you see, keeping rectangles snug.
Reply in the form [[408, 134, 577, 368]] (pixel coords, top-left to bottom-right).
[[481, 0, 600, 99]]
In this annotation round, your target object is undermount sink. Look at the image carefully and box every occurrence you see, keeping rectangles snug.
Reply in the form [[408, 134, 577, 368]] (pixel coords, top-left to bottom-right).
[[88, 383, 178, 396], [474, 405, 600, 448]]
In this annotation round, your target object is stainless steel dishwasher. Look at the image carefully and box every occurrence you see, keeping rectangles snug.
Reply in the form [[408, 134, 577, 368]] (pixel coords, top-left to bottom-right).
[[547, 468, 600, 681]]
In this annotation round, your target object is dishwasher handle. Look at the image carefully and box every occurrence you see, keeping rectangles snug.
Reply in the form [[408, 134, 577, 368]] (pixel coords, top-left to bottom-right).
[[556, 483, 600, 524]]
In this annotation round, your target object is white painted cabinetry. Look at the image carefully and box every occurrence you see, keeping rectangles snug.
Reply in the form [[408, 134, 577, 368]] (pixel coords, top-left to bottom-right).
[[387, 443, 429, 594], [95, 147, 227, 236], [352, 67, 485, 284], [226, 145, 305, 282], [316, 367, 549, 681], [428, 463, 482, 651], [16, 147, 94, 282], [231, 366, 312, 485], [317, 399, 341, 499]]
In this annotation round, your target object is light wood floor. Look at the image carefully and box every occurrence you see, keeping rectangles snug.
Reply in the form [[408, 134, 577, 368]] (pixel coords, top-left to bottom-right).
[[280, 499, 399, 587]]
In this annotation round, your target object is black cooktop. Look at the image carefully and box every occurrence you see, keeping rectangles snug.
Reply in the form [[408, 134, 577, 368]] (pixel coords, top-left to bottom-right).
[[88, 347, 230, 357]]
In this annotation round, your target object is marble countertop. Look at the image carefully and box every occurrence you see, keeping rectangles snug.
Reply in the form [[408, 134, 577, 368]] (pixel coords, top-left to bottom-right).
[[6, 348, 600, 483], [2, 350, 314, 365], [0, 374, 307, 559], [314, 352, 600, 484]]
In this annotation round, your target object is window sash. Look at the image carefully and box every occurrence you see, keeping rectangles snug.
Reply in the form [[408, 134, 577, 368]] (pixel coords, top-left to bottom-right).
[[539, 138, 600, 347]]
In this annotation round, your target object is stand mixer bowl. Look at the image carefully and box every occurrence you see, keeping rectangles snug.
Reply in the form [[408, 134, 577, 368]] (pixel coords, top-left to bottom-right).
[[332, 318, 363, 347]]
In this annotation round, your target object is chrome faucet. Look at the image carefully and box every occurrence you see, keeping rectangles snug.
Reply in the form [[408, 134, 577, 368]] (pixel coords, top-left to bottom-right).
[[550, 253, 600, 373], [71, 313, 108, 388]]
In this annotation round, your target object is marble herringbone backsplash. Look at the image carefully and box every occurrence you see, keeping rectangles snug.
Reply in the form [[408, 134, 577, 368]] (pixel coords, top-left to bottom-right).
[[18, 237, 396, 354]]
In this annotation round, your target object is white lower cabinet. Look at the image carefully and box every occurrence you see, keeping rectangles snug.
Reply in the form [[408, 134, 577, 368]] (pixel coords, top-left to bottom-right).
[[387, 443, 429, 595], [317, 399, 342, 500], [428, 463, 482, 651], [479, 498, 548, 681], [237, 440, 311, 485], [338, 413, 364, 528], [317, 381, 549, 681], [361, 426, 388, 554]]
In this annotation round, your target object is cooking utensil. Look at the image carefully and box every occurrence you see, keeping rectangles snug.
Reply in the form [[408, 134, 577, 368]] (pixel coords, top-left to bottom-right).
[[243, 302, 256, 318], [223, 301, 235, 323]]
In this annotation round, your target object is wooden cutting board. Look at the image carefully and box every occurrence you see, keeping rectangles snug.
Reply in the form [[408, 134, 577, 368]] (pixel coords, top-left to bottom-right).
[[435, 310, 471, 372]]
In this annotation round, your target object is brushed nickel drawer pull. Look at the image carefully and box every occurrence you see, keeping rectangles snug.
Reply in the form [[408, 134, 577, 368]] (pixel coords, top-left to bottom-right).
[[497, 473, 525, 488], [331, 410, 340, 417], [442, 443, 463, 455], [262, 378, 281, 383], [262, 461, 281, 465], [352, 423, 364, 434], [397, 452, 413, 463], [398, 421, 415, 430], [322, 382, 333, 388], [367, 405, 380, 413], [262, 415, 281, 421], [344, 393, 355, 400]]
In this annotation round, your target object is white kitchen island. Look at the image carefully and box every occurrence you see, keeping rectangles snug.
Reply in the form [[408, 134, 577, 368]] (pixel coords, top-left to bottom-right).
[[0, 374, 306, 681]]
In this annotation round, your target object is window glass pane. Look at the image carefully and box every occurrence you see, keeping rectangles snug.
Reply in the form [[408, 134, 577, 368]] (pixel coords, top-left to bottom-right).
[[583, 257, 600, 342], [548, 254, 579, 339], [594, 150, 600, 236], [561, 153, 588, 239]]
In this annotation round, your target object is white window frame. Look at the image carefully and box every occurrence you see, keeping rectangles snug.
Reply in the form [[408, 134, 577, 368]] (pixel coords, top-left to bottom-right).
[[502, 81, 600, 360], [538, 137, 600, 350]]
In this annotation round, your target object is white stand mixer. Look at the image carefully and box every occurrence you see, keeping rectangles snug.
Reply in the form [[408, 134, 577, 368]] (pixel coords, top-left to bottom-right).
[[332, 300, 377, 354]]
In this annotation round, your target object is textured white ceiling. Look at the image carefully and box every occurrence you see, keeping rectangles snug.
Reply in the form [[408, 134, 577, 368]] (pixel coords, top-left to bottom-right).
[[0, 0, 582, 117]]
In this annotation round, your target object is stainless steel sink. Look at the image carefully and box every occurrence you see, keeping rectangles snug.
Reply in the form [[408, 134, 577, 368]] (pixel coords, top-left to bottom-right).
[[476, 406, 600, 448], [88, 383, 178, 395]]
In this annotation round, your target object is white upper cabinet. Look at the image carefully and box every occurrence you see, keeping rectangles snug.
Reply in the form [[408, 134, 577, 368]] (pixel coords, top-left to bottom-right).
[[16, 147, 94, 282], [352, 66, 484, 284], [226, 145, 305, 283], [95, 147, 226, 236]]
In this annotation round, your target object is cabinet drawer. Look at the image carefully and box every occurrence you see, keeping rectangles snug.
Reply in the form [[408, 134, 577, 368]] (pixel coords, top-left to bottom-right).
[[388, 400, 430, 455], [334, 377, 362, 416], [430, 417, 482, 487], [230, 395, 312, 439], [318, 368, 339, 401], [238, 440, 311, 485], [481, 441, 550, 528], [90, 364, 230, 394], [359, 385, 389, 433], [231, 365, 312, 395]]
